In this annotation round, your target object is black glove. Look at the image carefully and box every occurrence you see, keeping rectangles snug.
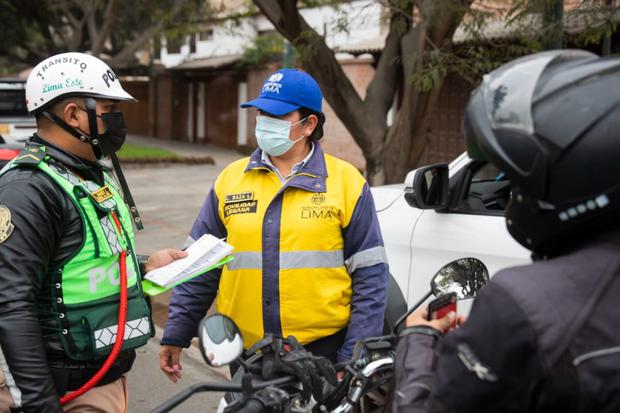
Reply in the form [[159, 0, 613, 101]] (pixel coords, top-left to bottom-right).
[[321, 373, 351, 411], [246, 335, 337, 404], [224, 387, 290, 413], [271, 336, 337, 403]]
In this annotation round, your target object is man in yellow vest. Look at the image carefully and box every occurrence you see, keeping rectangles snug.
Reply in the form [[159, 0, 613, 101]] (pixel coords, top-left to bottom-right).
[[0, 52, 187, 412], [160, 69, 389, 385]]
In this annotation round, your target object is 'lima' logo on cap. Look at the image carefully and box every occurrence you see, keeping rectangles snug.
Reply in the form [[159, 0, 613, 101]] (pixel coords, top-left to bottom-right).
[[268, 73, 283, 82]]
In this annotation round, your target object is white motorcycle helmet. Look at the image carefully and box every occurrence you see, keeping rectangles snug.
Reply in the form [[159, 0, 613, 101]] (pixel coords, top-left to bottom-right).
[[26, 52, 136, 160], [26, 52, 135, 113], [26, 52, 145, 230]]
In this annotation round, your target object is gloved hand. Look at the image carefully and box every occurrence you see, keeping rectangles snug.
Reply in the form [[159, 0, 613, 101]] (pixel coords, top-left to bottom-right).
[[271, 336, 337, 403], [245, 334, 338, 404], [321, 373, 351, 411]]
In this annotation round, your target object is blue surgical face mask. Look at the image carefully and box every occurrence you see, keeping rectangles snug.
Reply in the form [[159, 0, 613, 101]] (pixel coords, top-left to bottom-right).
[[255, 115, 307, 157]]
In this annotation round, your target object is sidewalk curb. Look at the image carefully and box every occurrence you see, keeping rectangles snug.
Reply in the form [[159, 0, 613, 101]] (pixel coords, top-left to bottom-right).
[[120, 157, 215, 165]]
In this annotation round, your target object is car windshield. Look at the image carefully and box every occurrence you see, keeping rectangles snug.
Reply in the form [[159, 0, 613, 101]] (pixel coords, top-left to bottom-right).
[[0, 84, 28, 116]]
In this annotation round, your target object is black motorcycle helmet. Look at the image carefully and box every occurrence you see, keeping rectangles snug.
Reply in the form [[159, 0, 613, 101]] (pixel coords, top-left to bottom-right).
[[463, 50, 620, 256]]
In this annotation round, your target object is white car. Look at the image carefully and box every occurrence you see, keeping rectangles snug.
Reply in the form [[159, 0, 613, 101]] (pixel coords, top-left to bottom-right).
[[0, 79, 36, 145], [372, 153, 531, 327], [0, 79, 34, 167]]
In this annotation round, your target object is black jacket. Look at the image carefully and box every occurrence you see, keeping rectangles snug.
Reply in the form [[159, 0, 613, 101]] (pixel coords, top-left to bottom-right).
[[393, 230, 620, 413], [0, 135, 136, 412]]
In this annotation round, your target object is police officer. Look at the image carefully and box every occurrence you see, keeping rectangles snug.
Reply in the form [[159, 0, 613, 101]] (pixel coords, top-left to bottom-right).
[[160, 69, 389, 384], [393, 50, 620, 412], [0, 52, 187, 412]]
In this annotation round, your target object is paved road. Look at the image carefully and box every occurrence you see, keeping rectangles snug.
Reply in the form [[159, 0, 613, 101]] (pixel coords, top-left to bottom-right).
[[127, 328, 227, 413], [126, 163, 220, 254], [123, 157, 242, 412]]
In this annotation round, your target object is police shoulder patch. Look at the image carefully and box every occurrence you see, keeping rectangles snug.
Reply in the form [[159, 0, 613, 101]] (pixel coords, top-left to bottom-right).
[[13, 145, 46, 165], [0, 205, 15, 244]]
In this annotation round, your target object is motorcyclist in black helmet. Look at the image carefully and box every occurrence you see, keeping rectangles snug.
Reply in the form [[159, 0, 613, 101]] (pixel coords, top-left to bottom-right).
[[393, 50, 620, 412]]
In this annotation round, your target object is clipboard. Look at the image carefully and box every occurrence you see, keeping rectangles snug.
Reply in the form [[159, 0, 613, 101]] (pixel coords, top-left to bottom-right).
[[141, 255, 234, 296]]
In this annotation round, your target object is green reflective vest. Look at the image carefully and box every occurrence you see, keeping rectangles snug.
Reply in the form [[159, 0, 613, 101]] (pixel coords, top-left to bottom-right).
[[4, 144, 153, 360]]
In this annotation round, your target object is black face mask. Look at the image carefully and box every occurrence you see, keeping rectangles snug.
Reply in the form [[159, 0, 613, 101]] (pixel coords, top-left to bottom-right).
[[98, 111, 127, 157]]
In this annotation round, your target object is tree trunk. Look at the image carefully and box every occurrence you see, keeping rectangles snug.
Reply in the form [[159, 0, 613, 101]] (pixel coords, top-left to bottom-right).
[[382, 0, 471, 183], [252, 0, 407, 185], [253, 0, 471, 184]]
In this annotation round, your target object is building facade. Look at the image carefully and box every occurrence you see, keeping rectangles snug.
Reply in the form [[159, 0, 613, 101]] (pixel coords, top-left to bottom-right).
[[121, 0, 604, 174]]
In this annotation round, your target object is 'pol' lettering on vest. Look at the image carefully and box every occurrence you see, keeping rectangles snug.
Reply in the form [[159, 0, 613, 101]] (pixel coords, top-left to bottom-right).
[[89, 262, 138, 293]]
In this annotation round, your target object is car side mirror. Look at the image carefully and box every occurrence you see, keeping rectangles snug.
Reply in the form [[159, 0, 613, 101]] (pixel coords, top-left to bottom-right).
[[198, 314, 243, 367], [404, 163, 449, 209], [430, 257, 489, 299]]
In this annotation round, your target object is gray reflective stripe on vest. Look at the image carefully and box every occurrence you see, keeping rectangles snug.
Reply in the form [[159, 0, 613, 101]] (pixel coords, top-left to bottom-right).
[[48, 164, 115, 210], [61, 174, 122, 253], [227, 252, 262, 270], [100, 215, 123, 254], [226, 250, 345, 270], [81, 181, 117, 210], [345, 246, 388, 273], [94, 317, 151, 349], [281, 250, 344, 269], [0, 346, 22, 408], [50, 162, 81, 185]]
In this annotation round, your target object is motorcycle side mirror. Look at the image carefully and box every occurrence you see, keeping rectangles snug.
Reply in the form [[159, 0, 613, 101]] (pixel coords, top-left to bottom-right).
[[430, 257, 490, 299], [198, 313, 244, 367], [392, 258, 490, 334]]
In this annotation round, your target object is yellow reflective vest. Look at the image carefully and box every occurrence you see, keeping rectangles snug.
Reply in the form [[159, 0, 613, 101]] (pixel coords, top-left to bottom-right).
[[163, 144, 388, 360]]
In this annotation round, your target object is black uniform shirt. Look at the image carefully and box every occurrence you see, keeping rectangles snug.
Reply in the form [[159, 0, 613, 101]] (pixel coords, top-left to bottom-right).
[[393, 230, 620, 413], [0, 135, 126, 412]]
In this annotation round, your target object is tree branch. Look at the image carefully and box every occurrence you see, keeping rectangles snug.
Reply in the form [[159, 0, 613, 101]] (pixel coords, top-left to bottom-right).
[[85, 1, 99, 52], [364, 0, 414, 129], [108, 24, 161, 66], [65, 1, 89, 51], [92, 0, 117, 56], [32, 3, 61, 55], [108, 0, 189, 66], [55, 0, 85, 51], [253, 0, 376, 150]]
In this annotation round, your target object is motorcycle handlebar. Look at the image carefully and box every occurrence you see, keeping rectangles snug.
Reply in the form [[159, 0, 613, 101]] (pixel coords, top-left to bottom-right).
[[151, 353, 395, 413], [150, 376, 297, 413], [242, 398, 268, 413]]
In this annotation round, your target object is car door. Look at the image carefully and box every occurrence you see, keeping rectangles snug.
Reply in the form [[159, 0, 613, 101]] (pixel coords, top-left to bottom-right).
[[407, 158, 531, 307], [373, 184, 423, 303]]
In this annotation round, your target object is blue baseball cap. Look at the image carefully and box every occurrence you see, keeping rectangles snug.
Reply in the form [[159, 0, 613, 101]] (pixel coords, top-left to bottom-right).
[[241, 68, 323, 115]]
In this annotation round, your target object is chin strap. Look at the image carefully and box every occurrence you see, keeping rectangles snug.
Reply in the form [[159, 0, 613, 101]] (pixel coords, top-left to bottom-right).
[[110, 153, 144, 230], [42, 111, 91, 143], [59, 212, 128, 405], [42, 109, 144, 231]]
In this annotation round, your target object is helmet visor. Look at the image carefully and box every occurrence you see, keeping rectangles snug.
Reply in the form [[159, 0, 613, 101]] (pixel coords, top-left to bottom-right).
[[481, 50, 594, 136]]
